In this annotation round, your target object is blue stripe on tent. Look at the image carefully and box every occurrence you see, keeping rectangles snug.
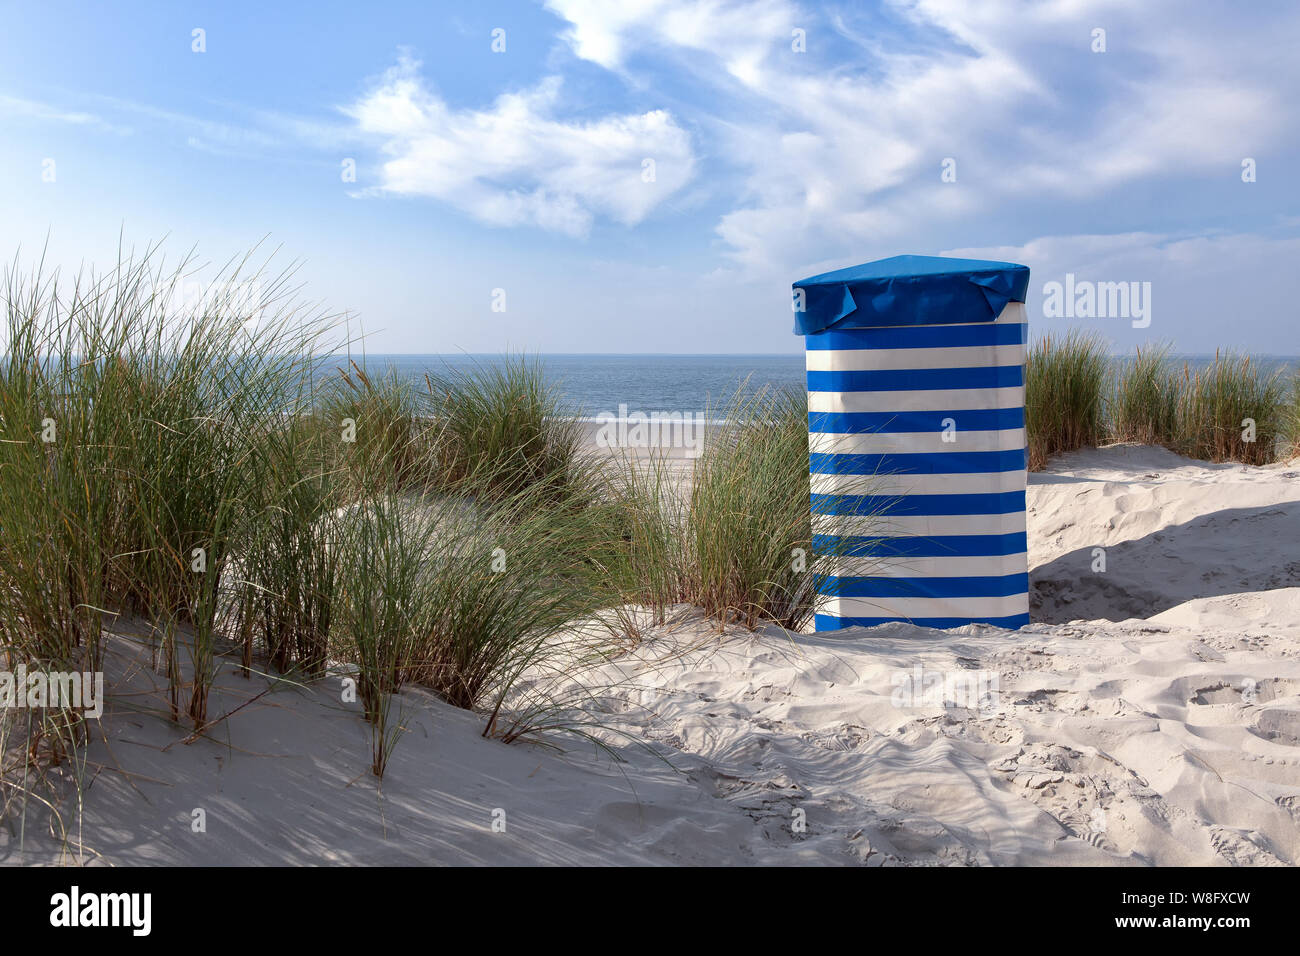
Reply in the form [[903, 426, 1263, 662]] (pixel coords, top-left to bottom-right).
[[808, 408, 1025, 433], [821, 573, 1028, 598], [811, 491, 1026, 516], [804, 323, 1027, 351], [807, 364, 1023, 393], [815, 612, 1030, 630], [813, 532, 1028, 558], [810, 449, 1027, 475]]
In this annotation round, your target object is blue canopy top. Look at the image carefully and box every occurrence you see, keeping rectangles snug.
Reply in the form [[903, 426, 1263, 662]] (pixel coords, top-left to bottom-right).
[[792, 254, 1030, 335]]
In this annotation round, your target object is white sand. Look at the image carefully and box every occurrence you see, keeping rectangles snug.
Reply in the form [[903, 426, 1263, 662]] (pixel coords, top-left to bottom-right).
[[5, 445, 1299, 866], [1029, 444, 1300, 624]]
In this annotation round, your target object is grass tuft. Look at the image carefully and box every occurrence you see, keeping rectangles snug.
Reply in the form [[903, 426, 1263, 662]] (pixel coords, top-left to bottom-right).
[[423, 356, 585, 505], [1111, 343, 1179, 447], [1174, 351, 1288, 465], [1024, 331, 1108, 471]]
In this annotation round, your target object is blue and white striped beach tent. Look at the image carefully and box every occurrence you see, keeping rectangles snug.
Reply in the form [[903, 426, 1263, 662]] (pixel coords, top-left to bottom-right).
[[794, 255, 1031, 632]]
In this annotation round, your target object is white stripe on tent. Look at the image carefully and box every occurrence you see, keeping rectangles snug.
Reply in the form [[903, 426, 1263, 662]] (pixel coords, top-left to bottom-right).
[[808, 387, 1024, 413], [810, 428, 1027, 455], [831, 553, 1028, 579], [822, 595, 1028, 620], [806, 341, 1026, 372], [815, 511, 1027, 537], [811, 471, 1027, 497]]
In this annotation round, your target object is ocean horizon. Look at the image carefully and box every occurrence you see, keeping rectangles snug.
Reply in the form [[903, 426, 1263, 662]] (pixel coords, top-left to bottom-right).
[[331, 352, 1300, 417]]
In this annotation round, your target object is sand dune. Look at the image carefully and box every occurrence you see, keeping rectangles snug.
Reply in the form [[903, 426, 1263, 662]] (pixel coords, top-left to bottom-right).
[[5, 446, 1298, 866], [1030, 445, 1300, 623]]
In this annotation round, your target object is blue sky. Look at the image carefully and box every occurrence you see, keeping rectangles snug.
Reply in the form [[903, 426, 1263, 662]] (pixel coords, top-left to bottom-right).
[[1, 0, 1297, 354]]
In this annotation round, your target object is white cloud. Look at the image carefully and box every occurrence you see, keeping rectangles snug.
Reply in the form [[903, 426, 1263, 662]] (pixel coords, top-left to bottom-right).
[[545, 0, 796, 82], [546, 0, 1300, 271], [343, 56, 696, 237]]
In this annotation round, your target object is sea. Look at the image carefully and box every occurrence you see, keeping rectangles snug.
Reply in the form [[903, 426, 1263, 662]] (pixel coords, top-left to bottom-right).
[[342, 354, 806, 418], [335, 354, 1300, 419]]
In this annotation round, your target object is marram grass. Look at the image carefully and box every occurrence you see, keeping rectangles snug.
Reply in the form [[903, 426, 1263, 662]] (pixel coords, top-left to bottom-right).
[[0, 252, 660, 795], [1173, 351, 1288, 465], [1026, 337, 1293, 470], [0, 244, 332, 732], [686, 386, 825, 630], [1110, 343, 1180, 447], [1024, 331, 1108, 471], [602, 384, 855, 633], [1286, 374, 1300, 458], [422, 355, 588, 505]]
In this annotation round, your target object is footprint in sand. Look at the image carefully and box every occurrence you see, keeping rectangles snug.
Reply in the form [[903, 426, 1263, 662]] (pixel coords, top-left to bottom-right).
[[1191, 677, 1300, 706], [1250, 709, 1300, 747]]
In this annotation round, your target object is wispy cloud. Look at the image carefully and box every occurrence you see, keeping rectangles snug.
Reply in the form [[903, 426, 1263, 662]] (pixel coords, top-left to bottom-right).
[[89, 94, 287, 153], [2, 88, 358, 160], [0, 93, 128, 133], [546, 0, 1300, 272]]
